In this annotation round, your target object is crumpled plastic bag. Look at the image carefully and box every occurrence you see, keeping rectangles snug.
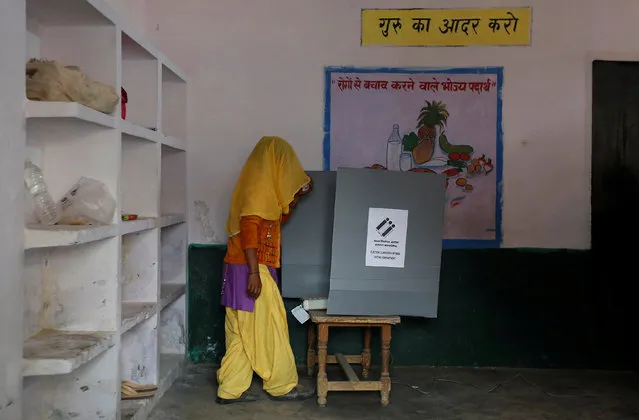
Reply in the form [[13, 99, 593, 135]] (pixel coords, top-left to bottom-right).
[[58, 177, 116, 225]]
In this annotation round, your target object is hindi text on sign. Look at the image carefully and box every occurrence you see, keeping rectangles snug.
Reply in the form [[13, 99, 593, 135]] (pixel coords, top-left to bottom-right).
[[361, 8, 531, 46]]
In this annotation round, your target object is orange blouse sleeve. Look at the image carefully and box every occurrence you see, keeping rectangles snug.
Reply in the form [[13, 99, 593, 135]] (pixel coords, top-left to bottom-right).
[[239, 216, 262, 250]]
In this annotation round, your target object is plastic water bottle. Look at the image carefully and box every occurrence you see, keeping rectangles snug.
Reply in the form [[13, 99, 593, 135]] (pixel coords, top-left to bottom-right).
[[386, 124, 402, 171], [24, 160, 59, 226]]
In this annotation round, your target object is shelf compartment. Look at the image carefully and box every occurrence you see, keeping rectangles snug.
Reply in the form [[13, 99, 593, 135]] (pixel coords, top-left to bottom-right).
[[160, 223, 187, 285], [23, 329, 115, 376], [121, 120, 163, 143], [121, 353, 185, 420], [25, 101, 117, 129], [23, 344, 119, 419], [121, 33, 159, 130], [158, 213, 186, 228], [160, 144, 186, 215], [24, 224, 118, 249], [23, 239, 119, 342], [160, 294, 186, 356], [162, 135, 185, 151], [26, 1, 118, 112], [122, 230, 159, 303], [121, 302, 157, 335], [160, 283, 186, 311], [26, 0, 115, 26], [120, 214, 185, 236], [121, 134, 160, 218], [160, 65, 187, 141], [120, 314, 159, 387], [25, 102, 120, 227], [117, 20, 186, 81], [121, 217, 161, 236]]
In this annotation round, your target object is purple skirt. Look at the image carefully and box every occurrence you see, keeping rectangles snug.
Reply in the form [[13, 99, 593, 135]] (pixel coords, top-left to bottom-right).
[[221, 263, 279, 312]]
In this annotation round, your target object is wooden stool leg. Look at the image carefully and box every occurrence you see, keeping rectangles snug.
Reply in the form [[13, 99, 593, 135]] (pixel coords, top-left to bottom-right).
[[307, 324, 316, 377], [380, 325, 392, 406], [361, 327, 372, 379], [317, 324, 329, 407]]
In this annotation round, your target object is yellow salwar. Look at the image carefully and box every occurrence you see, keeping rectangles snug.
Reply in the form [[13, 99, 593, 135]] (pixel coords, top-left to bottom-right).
[[216, 264, 298, 399]]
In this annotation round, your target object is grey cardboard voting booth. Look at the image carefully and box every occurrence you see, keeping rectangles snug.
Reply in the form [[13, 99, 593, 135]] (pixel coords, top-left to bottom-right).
[[327, 168, 446, 318], [281, 171, 336, 299]]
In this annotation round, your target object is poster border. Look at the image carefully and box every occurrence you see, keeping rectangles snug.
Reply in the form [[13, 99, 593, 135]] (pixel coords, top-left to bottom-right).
[[323, 65, 503, 249]]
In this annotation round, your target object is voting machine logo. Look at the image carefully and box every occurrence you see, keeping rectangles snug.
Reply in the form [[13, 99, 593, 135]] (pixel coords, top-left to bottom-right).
[[375, 217, 396, 238]]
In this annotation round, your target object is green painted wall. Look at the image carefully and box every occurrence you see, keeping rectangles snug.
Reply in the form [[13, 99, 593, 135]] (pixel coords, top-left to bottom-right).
[[188, 245, 637, 369]]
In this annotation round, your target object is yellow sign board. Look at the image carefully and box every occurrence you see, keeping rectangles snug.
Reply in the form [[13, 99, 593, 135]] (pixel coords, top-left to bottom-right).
[[361, 8, 531, 47]]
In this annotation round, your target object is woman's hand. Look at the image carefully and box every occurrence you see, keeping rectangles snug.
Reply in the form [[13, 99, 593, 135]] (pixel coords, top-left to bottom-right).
[[243, 248, 261, 299], [247, 272, 262, 299]]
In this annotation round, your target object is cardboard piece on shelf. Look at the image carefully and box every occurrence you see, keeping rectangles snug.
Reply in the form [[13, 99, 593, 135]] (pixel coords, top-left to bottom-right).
[[327, 168, 446, 318], [281, 171, 336, 299]]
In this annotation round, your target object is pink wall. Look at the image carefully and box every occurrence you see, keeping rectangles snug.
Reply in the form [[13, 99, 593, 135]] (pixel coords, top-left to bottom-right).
[[142, 0, 639, 248]]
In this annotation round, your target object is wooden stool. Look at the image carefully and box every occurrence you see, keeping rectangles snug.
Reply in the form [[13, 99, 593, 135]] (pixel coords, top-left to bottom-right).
[[306, 310, 401, 407]]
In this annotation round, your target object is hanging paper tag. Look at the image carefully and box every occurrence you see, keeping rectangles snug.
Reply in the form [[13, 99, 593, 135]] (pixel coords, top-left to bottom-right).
[[291, 305, 310, 324]]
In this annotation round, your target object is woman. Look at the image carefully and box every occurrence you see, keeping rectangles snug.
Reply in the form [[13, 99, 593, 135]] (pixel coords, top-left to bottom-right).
[[216, 136, 314, 404]]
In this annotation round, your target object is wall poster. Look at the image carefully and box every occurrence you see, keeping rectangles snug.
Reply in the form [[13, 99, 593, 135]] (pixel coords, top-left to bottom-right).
[[324, 66, 503, 248]]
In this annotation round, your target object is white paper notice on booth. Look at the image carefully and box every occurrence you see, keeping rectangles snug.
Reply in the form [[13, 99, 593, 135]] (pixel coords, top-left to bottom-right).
[[365, 207, 408, 268]]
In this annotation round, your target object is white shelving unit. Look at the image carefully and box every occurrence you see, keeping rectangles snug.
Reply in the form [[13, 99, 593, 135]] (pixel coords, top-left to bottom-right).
[[22, 0, 188, 419]]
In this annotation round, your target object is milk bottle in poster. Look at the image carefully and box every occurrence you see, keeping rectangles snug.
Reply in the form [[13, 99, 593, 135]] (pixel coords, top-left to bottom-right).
[[386, 124, 402, 171]]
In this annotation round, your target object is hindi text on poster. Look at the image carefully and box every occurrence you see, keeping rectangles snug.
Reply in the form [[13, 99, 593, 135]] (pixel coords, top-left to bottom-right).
[[361, 8, 531, 46], [333, 77, 496, 94]]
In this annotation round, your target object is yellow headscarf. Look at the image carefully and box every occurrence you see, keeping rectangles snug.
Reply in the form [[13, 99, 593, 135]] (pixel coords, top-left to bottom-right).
[[226, 136, 310, 237]]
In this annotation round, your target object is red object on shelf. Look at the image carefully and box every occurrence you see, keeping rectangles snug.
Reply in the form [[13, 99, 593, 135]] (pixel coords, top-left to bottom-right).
[[121, 87, 128, 120]]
